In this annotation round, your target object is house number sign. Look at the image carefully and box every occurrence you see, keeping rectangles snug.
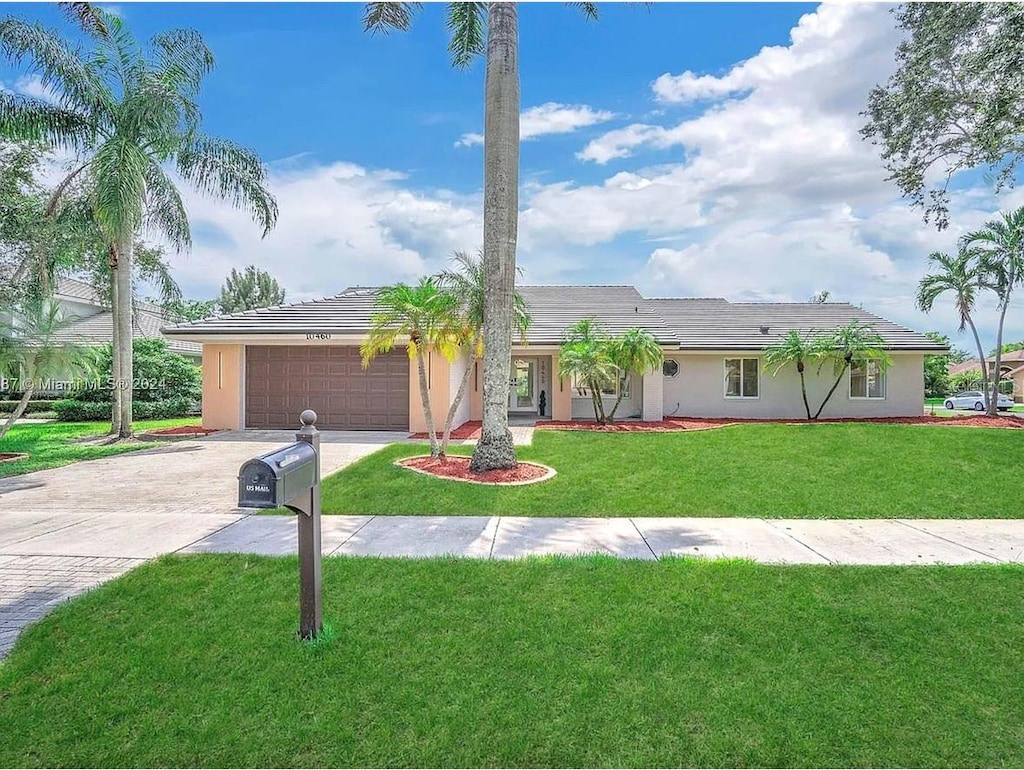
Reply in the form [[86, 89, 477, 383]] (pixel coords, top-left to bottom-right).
[[306, 333, 332, 340]]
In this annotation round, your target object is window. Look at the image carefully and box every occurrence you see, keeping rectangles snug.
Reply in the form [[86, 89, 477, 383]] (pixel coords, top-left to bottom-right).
[[850, 360, 885, 399], [574, 370, 630, 398], [725, 358, 759, 398], [663, 359, 679, 378]]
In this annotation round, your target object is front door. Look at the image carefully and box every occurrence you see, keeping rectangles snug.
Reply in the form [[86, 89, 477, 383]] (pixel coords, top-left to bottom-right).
[[509, 358, 537, 412]]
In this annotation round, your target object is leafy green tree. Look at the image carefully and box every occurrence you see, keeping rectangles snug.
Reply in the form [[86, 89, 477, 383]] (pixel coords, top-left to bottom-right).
[[0, 12, 277, 440], [812, 322, 891, 420], [160, 298, 218, 322], [218, 265, 286, 314], [917, 249, 991, 408], [963, 206, 1024, 415], [764, 329, 823, 420], [434, 250, 530, 456], [0, 298, 94, 440], [923, 331, 954, 399], [862, 3, 1024, 229], [73, 338, 201, 404], [363, 1, 598, 472], [361, 278, 460, 458]]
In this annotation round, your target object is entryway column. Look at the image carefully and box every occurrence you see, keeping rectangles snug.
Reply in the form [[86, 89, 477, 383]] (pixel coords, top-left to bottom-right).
[[642, 369, 663, 422]]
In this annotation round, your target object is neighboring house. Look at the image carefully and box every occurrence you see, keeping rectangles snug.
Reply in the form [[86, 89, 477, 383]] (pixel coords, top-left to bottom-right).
[[52, 277, 202, 362], [164, 285, 945, 432], [948, 351, 1024, 402]]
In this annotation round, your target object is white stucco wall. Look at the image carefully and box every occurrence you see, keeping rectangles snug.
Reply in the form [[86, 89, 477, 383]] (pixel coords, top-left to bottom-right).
[[662, 352, 925, 419], [571, 372, 642, 419]]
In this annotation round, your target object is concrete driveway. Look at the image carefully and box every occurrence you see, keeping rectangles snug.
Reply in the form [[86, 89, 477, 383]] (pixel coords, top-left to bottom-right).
[[0, 429, 404, 656], [0, 429, 405, 515]]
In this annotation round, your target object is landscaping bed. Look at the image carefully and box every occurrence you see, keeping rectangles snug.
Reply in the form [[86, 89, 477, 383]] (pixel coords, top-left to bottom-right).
[[135, 424, 219, 441], [1, 555, 1022, 768], [319, 423, 1024, 517], [396, 455, 554, 485], [537, 414, 1024, 432]]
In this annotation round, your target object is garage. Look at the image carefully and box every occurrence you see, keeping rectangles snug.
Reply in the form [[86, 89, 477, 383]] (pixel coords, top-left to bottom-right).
[[245, 346, 409, 430]]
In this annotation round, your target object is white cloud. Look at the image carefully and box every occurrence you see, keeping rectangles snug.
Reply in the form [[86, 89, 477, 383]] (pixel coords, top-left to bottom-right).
[[455, 101, 616, 148]]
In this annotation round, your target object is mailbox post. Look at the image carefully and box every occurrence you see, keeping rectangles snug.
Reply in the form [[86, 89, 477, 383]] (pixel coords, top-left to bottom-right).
[[237, 409, 323, 640], [294, 409, 322, 640]]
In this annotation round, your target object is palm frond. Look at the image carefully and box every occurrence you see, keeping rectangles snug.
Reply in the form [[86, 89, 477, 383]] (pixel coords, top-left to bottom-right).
[[362, 2, 423, 34], [0, 92, 92, 149], [0, 18, 113, 118], [150, 28, 214, 102], [133, 241, 181, 305], [90, 137, 149, 243], [567, 2, 600, 20], [58, 2, 110, 38], [142, 161, 192, 251], [446, 2, 486, 68], [175, 133, 278, 236]]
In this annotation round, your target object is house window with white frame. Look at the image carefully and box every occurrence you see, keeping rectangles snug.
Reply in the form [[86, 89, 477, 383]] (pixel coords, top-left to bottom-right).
[[725, 358, 759, 398], [575, 369, 630, 398], [849, 360, 885, 399]]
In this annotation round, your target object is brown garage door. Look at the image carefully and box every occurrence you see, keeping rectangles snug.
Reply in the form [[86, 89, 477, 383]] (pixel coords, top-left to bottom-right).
[[245, 346, 409, 430]]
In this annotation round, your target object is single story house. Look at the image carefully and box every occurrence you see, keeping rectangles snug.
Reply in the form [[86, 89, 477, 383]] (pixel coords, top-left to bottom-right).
[[163, 285, 945, 432], [948, 351, 1024, 402], [53, 277, 202, 362]]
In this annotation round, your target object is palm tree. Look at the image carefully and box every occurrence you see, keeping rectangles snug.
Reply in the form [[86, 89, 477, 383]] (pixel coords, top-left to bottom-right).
[[764, 329, 821, 420], [0, 298, 94, 441], [917, 250, 990, 411], [0, 13, 278, 439], [363, 2, 598, 472], [361, 278, 461, 458], [962, 206, 1024, 415], [558, 319, 616, 424], [812, 321, 891, 420], [435, 250, 530, 456], [606, 328, 663, 422]]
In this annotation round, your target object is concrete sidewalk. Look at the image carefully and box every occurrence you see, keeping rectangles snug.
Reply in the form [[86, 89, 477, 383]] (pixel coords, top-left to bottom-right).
[[4, 512, 1023, 657], [185, 515, 1024, 565]]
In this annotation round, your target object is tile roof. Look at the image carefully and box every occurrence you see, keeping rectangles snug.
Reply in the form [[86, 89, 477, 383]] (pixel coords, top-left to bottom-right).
[[56, 307, 202, 357], [649, 298, 946, 351], [165, 285, 944, 352], [55, 277, 102, 304]]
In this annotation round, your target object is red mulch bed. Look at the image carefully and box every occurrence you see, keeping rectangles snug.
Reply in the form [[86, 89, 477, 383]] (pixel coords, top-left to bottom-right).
[[409, 421, 482, 440], [537, 415, 1024, 431], [146, 425, 220, 436], [397, 455, 550, 484]]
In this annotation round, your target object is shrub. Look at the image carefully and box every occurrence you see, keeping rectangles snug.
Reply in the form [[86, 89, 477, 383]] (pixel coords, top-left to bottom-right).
[[0, 399, 60, 415], [73, 339, 202, 404], [53, 397, 199, 423]]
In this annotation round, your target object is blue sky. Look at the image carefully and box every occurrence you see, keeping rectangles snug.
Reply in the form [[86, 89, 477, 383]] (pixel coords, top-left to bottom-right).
[[1, 1, 1021, 349]]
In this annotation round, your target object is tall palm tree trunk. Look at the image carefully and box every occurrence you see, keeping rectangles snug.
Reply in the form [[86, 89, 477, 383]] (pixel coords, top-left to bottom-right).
[[988, 304, 1010, 416], [109, 244, 122, 436], [114, 237, 134, 439], [470, 1, 520, 473], [416, 350, 441, 457], [964, 315, 991, 415], [0, 382, 35, 442], [440, 353, 476, 457]]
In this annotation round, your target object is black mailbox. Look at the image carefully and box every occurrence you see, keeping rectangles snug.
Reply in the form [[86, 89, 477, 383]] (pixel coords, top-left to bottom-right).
[[238, 441, 318, 508]]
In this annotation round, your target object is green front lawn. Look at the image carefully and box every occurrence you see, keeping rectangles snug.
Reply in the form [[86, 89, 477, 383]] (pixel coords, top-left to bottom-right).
[[0, 418, 197, 477], [1, 555, 1022, 768], [322, 423, 1023, 518]]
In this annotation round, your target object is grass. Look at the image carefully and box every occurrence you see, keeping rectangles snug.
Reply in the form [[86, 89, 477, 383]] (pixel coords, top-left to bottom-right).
[[0, 418, 197, 477], [1, 555, 1022, 767], [320, 423, 1024, 518]]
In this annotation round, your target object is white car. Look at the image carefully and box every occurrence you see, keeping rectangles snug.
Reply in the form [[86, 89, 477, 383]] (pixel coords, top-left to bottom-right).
[[943, 391, 1015, 411]]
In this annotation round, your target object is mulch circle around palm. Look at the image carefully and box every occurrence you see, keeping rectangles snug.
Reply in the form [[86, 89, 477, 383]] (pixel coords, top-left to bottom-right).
[[0, 453, 29, 463], [135, 425, 220, 441], [395, 456, 556, 485]]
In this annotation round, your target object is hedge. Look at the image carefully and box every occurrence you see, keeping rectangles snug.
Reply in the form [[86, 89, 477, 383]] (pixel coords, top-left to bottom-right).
[[53, 397, 199, 423], [0, 399, 60, 415]]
